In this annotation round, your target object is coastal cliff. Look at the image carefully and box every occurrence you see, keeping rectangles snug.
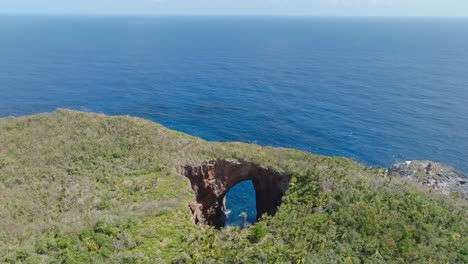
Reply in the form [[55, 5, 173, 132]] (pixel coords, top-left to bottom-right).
[[0, 110, 466, 263], [177, 159, 290, 228]]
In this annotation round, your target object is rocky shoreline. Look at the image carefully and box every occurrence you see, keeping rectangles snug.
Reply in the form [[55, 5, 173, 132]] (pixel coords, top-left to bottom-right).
[[388, 160, 467, 199]]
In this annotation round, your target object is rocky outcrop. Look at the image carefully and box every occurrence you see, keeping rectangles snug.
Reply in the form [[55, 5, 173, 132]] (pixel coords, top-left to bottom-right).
[[177, 160, 290, 228], [388, 160, 467, 199]]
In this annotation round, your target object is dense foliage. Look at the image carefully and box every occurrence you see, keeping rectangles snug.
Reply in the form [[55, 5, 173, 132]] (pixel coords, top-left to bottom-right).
[[0, 110, 466, 263], [183, 170, 467, 263]]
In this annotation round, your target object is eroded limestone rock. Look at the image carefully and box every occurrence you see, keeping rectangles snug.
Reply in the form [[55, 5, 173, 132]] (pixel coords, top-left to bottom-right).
[[177, 159, 290, 228], [388, 160, 467, 199]]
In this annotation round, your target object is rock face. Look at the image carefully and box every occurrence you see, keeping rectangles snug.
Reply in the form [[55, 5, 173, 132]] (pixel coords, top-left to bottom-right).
[[177, 160, 290, 228], [388, 160, 467, 199]]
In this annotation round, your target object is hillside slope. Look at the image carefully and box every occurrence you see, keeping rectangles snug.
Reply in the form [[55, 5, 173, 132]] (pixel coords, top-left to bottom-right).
[[0, 110, 466, 263]]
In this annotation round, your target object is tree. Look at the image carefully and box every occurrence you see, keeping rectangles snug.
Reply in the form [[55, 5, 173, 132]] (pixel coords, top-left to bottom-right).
[[239, 212, 248, 227]]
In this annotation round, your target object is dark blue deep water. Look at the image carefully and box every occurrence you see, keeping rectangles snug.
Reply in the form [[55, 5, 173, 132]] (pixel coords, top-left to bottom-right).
[[1, 16, 467, 226]]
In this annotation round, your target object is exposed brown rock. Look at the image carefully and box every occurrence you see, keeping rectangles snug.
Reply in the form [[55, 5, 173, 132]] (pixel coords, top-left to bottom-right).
[[177, 159, 290, 228]]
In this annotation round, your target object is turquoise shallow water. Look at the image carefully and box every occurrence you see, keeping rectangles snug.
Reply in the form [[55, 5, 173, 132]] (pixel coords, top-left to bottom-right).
[[1, 16, 467, 226]]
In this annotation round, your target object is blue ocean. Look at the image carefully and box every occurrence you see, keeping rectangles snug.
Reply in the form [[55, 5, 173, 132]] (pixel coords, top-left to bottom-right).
[[1, 16, 467, 226]]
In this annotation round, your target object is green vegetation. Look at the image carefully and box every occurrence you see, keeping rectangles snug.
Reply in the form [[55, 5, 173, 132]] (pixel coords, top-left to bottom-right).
[[0, 109, 466, 263]]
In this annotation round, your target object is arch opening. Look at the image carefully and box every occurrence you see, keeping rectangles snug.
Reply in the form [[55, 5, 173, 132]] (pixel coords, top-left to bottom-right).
[[225, 180, 257, 228], [177, 159, 290, 228]]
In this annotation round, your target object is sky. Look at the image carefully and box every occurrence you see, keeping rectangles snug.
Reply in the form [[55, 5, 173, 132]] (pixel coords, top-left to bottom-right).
[[0, 0, 467, 17]]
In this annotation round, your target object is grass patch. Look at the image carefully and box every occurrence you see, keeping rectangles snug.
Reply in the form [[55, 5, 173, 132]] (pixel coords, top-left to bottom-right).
[[0, 110, 466, 263]]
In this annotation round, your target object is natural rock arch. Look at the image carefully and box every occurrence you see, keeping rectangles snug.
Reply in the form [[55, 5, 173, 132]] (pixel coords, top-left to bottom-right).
[[177, 160, 291, 228]]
